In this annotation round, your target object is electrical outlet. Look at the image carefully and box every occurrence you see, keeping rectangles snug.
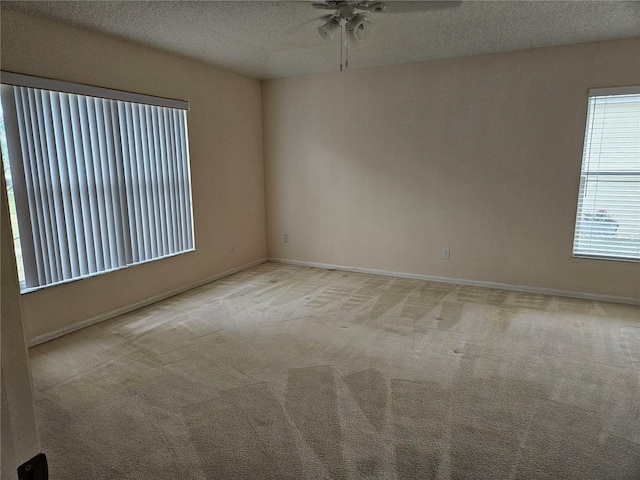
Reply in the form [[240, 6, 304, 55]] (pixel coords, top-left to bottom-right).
[[283, 233, 289, 244], [442, 248, 450, 259], [230, 243, 236, 253]]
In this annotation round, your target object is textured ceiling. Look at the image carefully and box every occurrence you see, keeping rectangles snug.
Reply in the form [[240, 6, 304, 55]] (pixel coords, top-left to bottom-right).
[[4, 1, 640, 79]]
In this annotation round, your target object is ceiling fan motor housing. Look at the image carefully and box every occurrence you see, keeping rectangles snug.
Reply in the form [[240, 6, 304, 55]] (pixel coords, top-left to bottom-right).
[[338, 5, 357, 19], [314, 1, 387, 16]]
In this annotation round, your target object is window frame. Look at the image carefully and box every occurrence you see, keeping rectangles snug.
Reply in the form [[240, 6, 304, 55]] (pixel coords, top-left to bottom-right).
[[1, 71, 195, 292], [572, 86, 640, 262]]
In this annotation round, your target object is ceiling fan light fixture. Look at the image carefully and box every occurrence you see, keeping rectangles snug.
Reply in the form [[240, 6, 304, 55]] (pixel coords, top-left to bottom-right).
[[347, 14, 370, 41], [349, 13, 366, 30], [317, 17, 340, 41]]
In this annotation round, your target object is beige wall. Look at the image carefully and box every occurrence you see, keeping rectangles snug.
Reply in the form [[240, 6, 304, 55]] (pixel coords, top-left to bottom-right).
[[263, 38, 640, 300], [1, 10, 267, 341], [1, 9, 638, 349]]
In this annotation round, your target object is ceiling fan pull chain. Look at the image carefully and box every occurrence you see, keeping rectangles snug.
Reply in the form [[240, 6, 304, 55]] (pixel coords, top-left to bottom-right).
[[340, 18, 344, 71], [345, 20, 350, 69]]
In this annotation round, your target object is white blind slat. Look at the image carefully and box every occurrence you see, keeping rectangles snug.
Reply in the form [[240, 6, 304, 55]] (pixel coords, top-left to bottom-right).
[[133, 104, 152, 261], [124, 102, 142, 263], [71, 95, 97, 275], [99, 99, 118, 267], [162, 108, 178, 253], [49, 92, 75, 280], [43, 90, 68, 281], [14, 88, 41, 285], [178, 110, 194, 249], [86, 96, 108, 271], [58, 93, 84, 278], [151, 106, 167, 257], [171, 110, 185, 251], [2, 85, 38, 286], [149, 105, 160, 260], [31, 89, 57, 284], [142, 105, 155, 258]]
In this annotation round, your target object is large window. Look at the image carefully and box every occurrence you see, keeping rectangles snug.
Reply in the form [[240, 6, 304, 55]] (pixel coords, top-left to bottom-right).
[[1, 72, 194, 292], [573, 87, 640, 261]]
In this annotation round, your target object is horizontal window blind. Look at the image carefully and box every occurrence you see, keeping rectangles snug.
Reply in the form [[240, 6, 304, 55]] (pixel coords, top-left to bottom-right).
[[1, 77, 194, 291], [573, 87, 640, 261]]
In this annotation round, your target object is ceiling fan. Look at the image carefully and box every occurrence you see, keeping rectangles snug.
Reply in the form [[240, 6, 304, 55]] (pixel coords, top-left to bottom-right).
[[312, 1, 462, 70]]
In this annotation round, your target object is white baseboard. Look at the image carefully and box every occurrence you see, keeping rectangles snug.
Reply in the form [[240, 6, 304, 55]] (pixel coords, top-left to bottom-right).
[[28, 255, 638, 347], [27, 257, 268, 347], [268, 257, 640, 306]]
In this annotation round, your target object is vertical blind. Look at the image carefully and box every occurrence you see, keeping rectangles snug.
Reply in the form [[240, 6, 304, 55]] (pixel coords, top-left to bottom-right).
[[573, 87, 640, 261], [1, 77, 194, 291]]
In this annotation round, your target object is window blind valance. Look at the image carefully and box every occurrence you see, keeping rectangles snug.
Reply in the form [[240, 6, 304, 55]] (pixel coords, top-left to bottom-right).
[[1, 71, 189, 111]]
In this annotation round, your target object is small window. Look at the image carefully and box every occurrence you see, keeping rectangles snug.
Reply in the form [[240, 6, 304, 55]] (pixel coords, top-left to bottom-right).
[[1, 72, 195, 292], [573, 87, 640, 261]]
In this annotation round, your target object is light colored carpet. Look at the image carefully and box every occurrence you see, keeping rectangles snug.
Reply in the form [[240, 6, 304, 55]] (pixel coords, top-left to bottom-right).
[[29, 262, 640, 479]]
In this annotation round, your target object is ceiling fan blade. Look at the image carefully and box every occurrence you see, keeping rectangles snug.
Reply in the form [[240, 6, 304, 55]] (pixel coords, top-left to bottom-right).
[[311, 2, 335, 10], [378, 1, 462, 14]]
